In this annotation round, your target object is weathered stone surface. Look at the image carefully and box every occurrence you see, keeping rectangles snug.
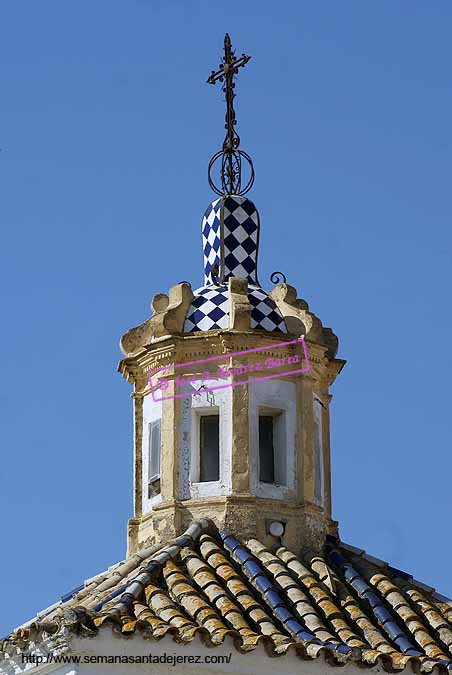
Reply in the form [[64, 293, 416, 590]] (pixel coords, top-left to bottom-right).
[[231, 376, 251, 494], [119, 282, 194, 356], [269, 283, 320, 337], [120, 309, 343, 557], [269, 282, 339, 357], [228, 277, 251, 330]]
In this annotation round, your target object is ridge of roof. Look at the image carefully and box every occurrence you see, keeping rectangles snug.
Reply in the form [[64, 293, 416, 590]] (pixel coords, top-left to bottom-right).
[[2, 520, 452, 673], [339, 541, 452, 605]]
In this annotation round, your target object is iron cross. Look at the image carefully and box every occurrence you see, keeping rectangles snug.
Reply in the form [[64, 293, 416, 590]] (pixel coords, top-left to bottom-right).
[[207, 34, 251, 194]]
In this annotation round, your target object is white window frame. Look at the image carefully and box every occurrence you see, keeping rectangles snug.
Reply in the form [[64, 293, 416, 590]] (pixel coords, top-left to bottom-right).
[[178, 379, 232, 500], [148, 419, 161, 484], [190, 405, 222, 496], [142, 394, 163, 514], [257, 407, 287, 487], [250, 379, 296, 500]]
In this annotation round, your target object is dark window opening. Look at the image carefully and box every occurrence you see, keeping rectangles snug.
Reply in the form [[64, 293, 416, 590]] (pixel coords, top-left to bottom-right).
[[199, 415, 220, 482], [149, 420, 161, 481], [148, 419, 161, 498], [259, 415, 275, 484]]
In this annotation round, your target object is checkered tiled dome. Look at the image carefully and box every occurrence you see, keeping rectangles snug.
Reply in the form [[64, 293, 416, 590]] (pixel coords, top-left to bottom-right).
[[184, 284, 287, 333], [202, 195, 260, 285], [185, 194, 286, 333]]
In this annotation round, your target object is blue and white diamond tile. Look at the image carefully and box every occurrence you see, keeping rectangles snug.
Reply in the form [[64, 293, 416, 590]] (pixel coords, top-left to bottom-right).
[[202, 198, 222, 285], [249, 286, 287, 333], [201, 195, 260, 285], [184, 285, 229, 332], [222, 196, 259, 283], [184, 284, 287, 334]]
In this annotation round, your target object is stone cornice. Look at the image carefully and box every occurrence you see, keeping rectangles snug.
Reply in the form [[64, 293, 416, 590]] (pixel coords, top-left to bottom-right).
[[119, 282, 194, 358], [269, 283, 339, 359], [117, 279, 343, 381], [119, 330, 328, 385], [118, 331, 344, 392]]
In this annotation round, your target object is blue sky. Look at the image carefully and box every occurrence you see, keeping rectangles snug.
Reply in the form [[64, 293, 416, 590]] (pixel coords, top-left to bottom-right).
[[1, 1, 451, 636]]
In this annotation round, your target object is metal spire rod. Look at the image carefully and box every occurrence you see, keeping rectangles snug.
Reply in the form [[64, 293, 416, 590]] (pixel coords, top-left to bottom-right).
[[207, 34, 255, 196]]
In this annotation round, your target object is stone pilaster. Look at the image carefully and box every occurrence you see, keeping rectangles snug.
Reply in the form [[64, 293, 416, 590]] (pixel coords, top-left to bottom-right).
[[323, 393, 333, 520], [160, 377, 179, 501], [228, 277, 251, 330], [132, 390, 144, 519], [230, 371, 251, 495], [297, 372, 316, 504]]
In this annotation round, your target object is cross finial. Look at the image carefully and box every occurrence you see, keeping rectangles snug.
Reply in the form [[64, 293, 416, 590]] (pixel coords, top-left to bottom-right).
[[207, 34, 255, 196]]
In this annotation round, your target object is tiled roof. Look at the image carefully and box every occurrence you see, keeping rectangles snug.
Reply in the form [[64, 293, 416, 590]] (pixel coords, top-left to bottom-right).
[[2, 519, 452, 672]]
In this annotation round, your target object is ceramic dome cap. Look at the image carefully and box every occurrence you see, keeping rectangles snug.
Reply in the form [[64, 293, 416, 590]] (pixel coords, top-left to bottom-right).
[[202, 195, 260, 286], [119, 195, 338, 355], [182, 194, 288, 334]]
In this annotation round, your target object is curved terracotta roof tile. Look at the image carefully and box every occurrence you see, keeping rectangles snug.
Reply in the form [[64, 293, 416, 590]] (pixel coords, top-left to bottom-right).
[[1, 520, 451, 673]]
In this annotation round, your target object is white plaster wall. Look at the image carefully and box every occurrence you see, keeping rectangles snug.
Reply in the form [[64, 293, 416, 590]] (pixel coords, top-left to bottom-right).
[[141, 393, 163, 515], [178, 379, 232, 500], [2, 630, 394, 675], [249, 378, 297, 500]]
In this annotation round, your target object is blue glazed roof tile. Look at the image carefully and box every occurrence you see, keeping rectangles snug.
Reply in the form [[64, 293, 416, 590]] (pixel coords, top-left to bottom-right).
[[264, 589, 283, 608], [60, 584, 84, 604], [351, 577, 369, 596], [373, 606, 394, 625], [274, 606, 296, 625]]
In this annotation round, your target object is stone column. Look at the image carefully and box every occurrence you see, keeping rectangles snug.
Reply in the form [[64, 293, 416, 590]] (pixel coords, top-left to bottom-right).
[[323, 392, 333, 519], [132, 389, 144, 519], [127, 384, 145, 556], [230, 376, 251, 495], [160, 370, 179, 502], [297, 372, 316, 504]]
